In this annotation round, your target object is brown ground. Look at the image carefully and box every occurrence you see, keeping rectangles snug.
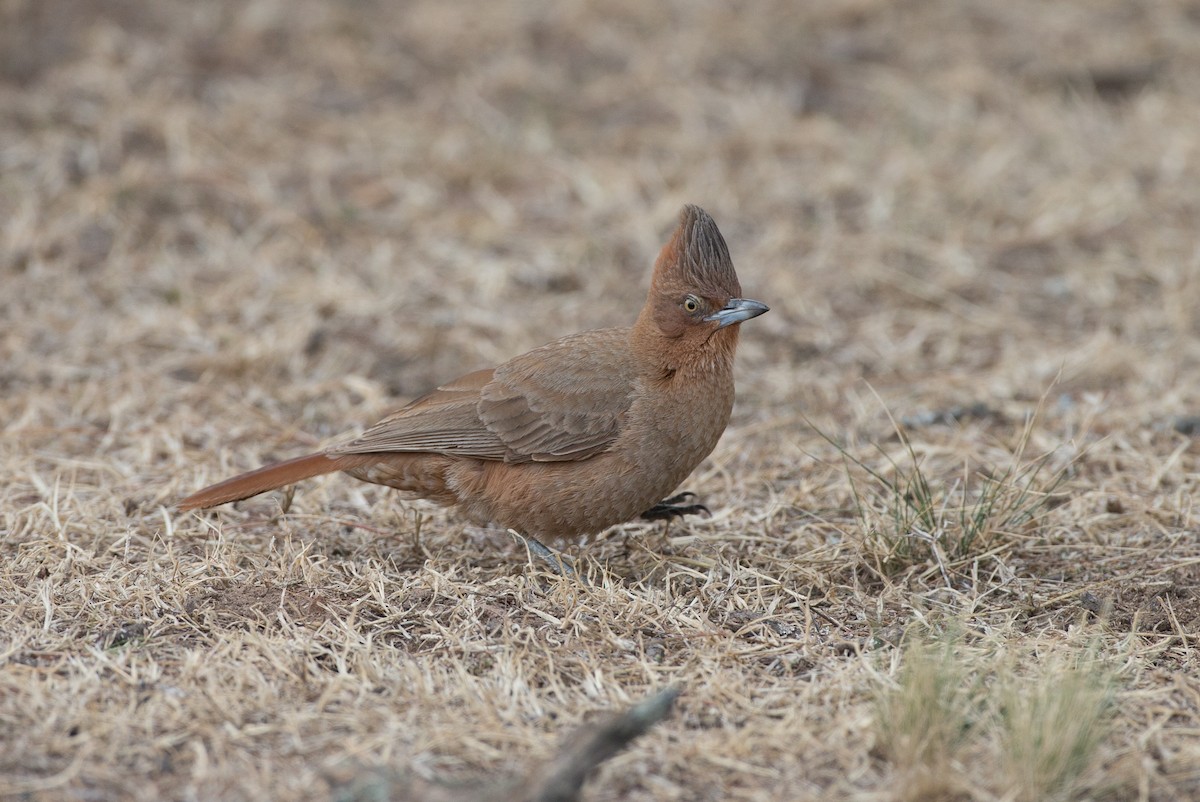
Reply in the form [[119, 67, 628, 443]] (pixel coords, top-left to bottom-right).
[[4, 0, 1200, 799]]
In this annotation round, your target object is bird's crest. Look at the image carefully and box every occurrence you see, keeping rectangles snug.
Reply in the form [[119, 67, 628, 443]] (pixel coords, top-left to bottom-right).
[[653, 205, 741, 298]]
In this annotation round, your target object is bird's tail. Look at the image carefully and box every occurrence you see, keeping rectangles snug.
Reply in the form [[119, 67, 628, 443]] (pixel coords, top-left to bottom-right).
[[177, 452, 365, 510]]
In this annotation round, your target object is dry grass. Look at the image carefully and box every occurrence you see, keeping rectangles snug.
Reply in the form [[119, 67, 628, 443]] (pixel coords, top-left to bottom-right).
[[874, 624, 1119, 802], [5, 0, 1200, 799], [874, 627, 978, 800]]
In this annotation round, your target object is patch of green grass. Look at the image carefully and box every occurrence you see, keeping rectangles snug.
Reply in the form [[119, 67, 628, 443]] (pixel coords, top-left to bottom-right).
[[999, 649, 1116, 802], [814, 402, 1070, 576], [875, 628, 1118, 802], [875, 627, 979, 800]]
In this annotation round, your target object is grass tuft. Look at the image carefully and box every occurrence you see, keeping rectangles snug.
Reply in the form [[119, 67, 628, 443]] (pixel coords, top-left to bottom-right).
[[999, 648, 1116, 802], [874, 626, 978, 801], [875, 627, 1119, 802], [816, 400, 1071, 576]]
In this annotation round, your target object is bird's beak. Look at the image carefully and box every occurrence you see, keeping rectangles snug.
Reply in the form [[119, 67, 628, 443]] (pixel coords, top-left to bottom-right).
[[706, 297, 769, 329]]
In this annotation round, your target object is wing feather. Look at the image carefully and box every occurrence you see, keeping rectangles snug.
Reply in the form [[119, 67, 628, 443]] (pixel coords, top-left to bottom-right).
[[328, 368, 508, 459], [479, 328, 635, 462], [328, 330, 636, 463]]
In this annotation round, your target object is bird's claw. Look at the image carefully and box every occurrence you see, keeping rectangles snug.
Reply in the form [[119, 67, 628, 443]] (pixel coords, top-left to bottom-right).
[[641, 492, 710, 522]]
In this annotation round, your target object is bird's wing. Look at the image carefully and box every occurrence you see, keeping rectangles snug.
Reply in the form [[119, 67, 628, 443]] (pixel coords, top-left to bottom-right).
[[328, 367, 509, 459], [328, 329, 636, 463], [479, 328, 636, 462]]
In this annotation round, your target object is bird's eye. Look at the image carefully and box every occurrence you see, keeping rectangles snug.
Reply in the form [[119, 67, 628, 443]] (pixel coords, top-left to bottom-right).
[[683, 296, 700, 313]]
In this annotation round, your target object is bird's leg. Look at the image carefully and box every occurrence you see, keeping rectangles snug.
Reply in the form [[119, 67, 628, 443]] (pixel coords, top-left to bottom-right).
[[509, 530, 576, 577], [640, 491, 710, 522]]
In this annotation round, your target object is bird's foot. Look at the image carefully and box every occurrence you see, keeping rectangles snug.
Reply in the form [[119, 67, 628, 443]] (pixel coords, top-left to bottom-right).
[[640, 492, 710, 522], [510, 530, 576, 577]]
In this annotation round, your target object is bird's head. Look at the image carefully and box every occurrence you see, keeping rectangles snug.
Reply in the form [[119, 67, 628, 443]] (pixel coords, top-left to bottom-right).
[[636, 205, 769, 358]]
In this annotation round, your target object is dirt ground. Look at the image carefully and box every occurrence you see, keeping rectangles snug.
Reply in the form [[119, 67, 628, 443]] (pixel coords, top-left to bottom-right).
[[4, 1, 1200, 799]]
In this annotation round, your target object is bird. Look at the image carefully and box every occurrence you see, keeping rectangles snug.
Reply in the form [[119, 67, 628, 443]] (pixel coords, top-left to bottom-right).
[[178, 204, 768, 546]]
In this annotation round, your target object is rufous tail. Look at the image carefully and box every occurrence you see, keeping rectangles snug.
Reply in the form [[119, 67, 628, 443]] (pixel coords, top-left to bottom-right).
[[178, 452, 364, 510]]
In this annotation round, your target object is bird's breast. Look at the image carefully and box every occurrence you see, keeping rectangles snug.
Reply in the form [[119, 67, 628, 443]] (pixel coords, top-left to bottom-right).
[[622, 368, 736, 486]]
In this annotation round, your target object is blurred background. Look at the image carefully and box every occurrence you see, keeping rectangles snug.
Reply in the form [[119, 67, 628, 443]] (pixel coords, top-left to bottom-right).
[[7, 0, 1200, 456], [5, 1, 1200, 798]]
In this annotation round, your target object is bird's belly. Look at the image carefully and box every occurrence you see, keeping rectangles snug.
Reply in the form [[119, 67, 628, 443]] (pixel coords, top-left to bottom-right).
[[457, 403, 729, 541], [466, 458, 682, 541]]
